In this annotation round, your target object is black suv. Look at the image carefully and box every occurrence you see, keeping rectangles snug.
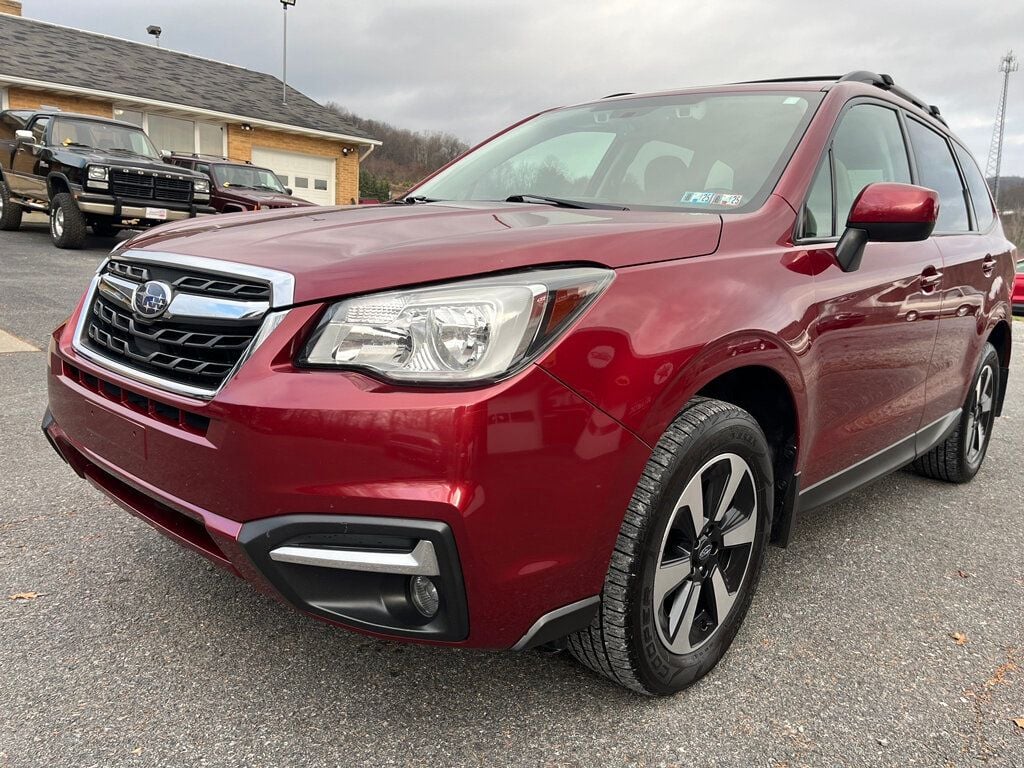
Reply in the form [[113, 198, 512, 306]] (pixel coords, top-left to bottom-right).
[[0, 110, 214, 249]]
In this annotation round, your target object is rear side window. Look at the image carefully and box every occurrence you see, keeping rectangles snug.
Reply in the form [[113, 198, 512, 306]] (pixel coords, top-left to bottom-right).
[[953, 144, 995, 231], [801, 103, 910, 238], [907, 120, 969, 232]]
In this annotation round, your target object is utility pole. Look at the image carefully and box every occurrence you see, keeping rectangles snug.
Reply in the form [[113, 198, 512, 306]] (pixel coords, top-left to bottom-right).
[[985, 51, 1018, 207], [280, 0, 296, 105]]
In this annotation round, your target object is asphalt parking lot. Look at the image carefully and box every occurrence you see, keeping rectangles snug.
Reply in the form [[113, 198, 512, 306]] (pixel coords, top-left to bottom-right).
[[1, 221, 1022, 768]]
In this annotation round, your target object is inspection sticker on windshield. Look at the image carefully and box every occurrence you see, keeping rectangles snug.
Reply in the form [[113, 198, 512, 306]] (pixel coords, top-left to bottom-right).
[[680, 192, 744, 207], [145, 207, 168, 221]]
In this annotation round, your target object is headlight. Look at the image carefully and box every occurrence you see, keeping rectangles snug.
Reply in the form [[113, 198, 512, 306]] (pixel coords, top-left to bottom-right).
[[193, 178, 210, 194], [87, 165, 108, 181], [299, 266, 613, 384]]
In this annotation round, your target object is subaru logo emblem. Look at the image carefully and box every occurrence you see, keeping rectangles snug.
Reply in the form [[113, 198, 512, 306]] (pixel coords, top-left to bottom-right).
[[132, 280, 172, 319]]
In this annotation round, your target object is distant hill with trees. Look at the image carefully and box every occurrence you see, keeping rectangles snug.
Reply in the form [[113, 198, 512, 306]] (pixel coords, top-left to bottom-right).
[[991, 176, 1023, 248], [327, 104, 469, 201]]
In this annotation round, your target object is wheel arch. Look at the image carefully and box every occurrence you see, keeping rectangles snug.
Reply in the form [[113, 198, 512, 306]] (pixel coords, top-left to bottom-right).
[[644, 333, 808, 546], [46, 172, 72, 199], [987, 319, 1012, 417]]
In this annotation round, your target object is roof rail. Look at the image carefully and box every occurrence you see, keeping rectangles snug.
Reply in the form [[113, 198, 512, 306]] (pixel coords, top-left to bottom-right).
[[738, 75, 841, 84], [602, 92, 634, 99], [837, 71, 947, 126]]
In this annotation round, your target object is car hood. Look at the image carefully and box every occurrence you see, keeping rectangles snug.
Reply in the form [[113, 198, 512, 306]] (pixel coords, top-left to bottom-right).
[[224, 189, 315, 206], [123, 201, 723, 304], [56, 147, 198, 177]]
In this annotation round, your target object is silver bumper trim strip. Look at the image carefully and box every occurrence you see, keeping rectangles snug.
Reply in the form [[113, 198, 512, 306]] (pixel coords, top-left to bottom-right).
[[268, 540, 441, 577]]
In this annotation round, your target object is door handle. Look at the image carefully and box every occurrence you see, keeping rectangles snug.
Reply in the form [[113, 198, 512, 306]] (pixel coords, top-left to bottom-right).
[[982, 254, 996, 277], [920, 266, 943, 291]]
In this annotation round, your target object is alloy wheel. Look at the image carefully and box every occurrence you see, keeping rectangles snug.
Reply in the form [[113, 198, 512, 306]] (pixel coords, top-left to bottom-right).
[[965, 364, 995, 465], [654, 452, 758, 654]]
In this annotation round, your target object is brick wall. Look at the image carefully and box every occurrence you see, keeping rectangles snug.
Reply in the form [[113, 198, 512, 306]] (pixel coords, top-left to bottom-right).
[[7, 87, 112, 118], [0, 1, 22, 16], [227, 124, 360, 205]]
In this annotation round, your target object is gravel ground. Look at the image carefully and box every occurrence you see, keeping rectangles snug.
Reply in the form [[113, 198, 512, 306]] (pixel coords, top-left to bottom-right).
[[1, 223, 1022, 767]]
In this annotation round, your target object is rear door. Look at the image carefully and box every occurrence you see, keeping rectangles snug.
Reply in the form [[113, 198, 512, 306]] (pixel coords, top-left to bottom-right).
[[801, 101, 942, 489], [907, 121, 1007, 430]]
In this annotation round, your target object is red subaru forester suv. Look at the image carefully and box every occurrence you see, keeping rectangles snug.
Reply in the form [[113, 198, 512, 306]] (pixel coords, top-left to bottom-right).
[[43, 72, 1015, 695]]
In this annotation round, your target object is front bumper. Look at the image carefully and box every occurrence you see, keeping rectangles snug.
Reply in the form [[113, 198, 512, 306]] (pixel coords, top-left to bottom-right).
[[44, 306, 650, 648], [76, 192, 216, 221]]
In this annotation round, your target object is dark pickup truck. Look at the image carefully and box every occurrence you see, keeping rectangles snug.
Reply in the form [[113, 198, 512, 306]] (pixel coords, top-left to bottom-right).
[[0, 110, 214, 249]]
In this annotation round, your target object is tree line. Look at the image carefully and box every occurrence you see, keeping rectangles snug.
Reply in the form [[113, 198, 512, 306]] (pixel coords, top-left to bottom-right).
[[327, 103, 469, 201]]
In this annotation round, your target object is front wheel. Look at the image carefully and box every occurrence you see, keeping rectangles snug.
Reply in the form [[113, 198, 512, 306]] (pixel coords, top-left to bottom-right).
[[49, 192, 87, 249], [0, 177, 23, 231], [567, 397, 772, 695]]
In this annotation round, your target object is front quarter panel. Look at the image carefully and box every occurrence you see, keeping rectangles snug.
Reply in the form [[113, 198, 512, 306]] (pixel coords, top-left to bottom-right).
[[539, 198, 815, 452]]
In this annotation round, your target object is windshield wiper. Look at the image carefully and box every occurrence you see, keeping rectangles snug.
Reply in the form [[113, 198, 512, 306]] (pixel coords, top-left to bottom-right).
[[390, 195, 443, 205], [254, 184, 283, 192], [505, 194, 628, 211], [61, 142, 92, 149]]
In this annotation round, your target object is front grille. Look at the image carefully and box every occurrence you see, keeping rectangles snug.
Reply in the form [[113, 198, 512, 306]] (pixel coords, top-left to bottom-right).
[[110, 169, 193, 205], [81, 260, 270, 392]]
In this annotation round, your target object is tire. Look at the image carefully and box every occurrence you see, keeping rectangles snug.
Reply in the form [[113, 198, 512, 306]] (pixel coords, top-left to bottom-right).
[[0, 176, 23, 231], [91, 218, 118, 238], [49, 192, 87, 249], [567, 397, 773, 695], [911, 343, 1000, 484]]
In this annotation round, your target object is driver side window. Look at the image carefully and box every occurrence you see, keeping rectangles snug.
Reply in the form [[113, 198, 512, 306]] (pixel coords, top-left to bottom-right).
[[31, 117, 50, 144], [801, 104, 911, 239]]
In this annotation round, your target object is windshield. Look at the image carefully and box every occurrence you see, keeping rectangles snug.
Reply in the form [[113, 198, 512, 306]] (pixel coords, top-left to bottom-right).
[[212, 164, 287, 193], [51, 117, 160, 159], [413, 91, 822, 212]]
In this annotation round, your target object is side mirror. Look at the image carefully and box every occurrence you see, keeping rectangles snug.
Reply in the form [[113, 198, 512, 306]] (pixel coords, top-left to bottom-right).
[[14, 129, 34, 144], [160, 149, 172, 159], [285, 187, 293, 196], [835, 182, 939, 272]]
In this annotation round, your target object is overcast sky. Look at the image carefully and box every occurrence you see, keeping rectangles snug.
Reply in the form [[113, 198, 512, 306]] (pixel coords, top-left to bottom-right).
[[23, 0, 1024, 175]]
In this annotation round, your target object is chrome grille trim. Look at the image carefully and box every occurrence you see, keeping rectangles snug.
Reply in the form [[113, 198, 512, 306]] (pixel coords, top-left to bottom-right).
[[70, 251, 296, 400]]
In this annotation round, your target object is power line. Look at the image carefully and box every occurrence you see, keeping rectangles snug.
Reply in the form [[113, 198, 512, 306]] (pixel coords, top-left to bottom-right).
[[985, 50, 1018, 207]]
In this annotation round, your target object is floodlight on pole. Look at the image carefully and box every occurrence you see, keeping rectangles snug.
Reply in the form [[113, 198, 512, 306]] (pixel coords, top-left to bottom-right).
[[280, 0, 296, 105]]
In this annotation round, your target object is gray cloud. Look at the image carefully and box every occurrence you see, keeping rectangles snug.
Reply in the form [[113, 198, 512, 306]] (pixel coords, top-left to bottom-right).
[[22, 0, 1024, 175]]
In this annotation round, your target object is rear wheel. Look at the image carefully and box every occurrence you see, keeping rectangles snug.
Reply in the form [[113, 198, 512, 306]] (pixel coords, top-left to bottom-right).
[[912, 343, 999, 483], [0, 177, 23, 231], [49, 192, 87, 249], [567, 397, 772, 695]]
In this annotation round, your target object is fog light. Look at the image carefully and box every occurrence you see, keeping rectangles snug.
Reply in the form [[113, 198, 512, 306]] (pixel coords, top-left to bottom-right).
[[409, 575, 439, 618]]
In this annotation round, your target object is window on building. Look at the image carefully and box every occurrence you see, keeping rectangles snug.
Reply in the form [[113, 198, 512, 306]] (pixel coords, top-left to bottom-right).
[[314, 179, 328, 191], [294, 177, 309, 188], [148, 114, 195, 153], [197, 121, 223, 157], [907, 120, 969, 232], [113, 108, 143, 127]]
